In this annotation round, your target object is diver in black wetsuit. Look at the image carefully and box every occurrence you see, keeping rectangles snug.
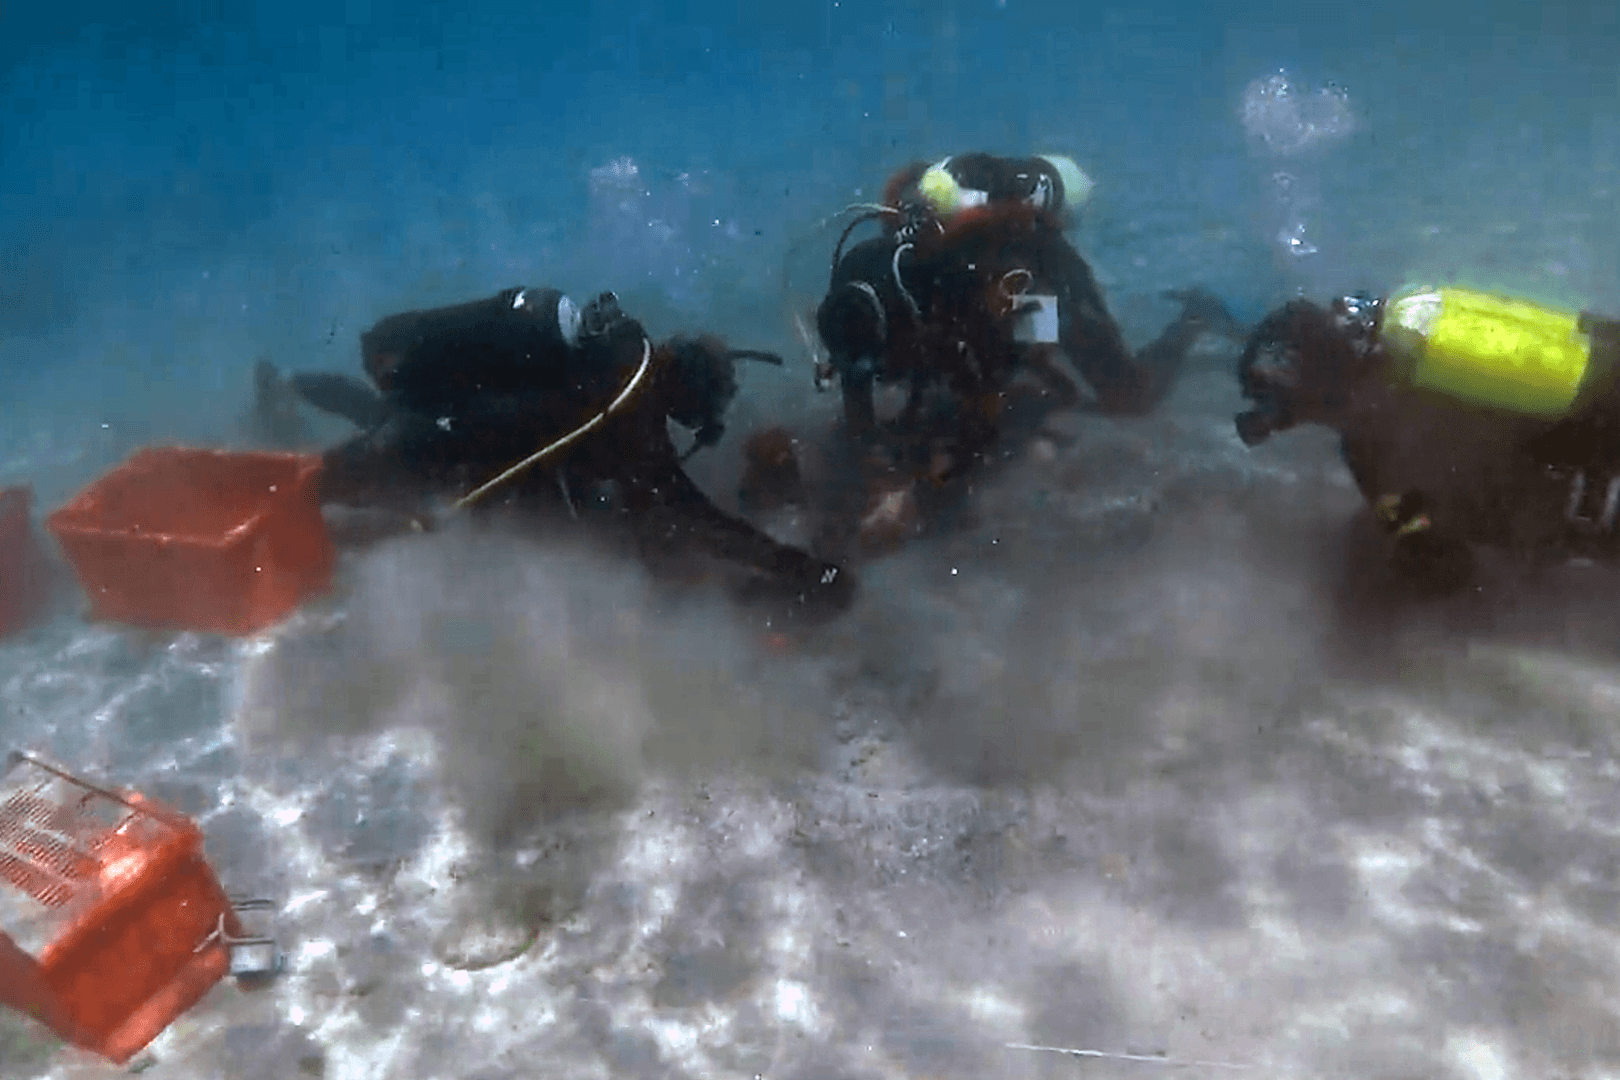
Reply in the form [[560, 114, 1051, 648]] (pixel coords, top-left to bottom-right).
[[264, 286, 854, 619], [1234, 286, 1620, 592], [814, 152, 1236, 483]]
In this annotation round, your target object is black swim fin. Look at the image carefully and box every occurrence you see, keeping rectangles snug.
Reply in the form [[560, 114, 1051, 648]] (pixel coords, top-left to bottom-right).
[[289, 371, 394, 430]]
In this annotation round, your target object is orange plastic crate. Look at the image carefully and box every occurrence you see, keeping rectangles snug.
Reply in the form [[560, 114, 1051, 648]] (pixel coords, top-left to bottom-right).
[[46, 448, 335, 636], [0, 485, 52, 639], [0, 754, 244, 1064]]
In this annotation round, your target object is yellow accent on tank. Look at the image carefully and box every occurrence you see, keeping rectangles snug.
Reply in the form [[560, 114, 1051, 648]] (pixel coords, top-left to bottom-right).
[[1383, 286, 1594, 417], [917, 160, 962, 217], [1037, 154, 1095, 211]]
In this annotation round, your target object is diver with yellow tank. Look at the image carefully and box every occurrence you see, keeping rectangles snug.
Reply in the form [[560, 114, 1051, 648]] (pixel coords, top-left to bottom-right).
[[1235, 285, 1620, 591]]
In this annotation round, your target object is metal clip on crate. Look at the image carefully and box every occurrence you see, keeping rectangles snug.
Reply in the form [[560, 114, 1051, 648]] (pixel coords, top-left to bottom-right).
[[195, 897, 284, 983]]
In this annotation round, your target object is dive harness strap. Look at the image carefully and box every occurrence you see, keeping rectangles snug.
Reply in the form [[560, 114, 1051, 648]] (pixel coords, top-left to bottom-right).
[[452, 336, 654, 512]]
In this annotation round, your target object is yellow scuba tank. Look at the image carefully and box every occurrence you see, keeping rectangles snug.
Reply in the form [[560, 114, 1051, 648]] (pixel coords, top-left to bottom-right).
[[1382, 286, 1596, 417]]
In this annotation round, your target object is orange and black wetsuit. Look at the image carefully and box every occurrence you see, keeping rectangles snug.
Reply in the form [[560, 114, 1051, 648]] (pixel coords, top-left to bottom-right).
[[816, 152, 1228, 480]]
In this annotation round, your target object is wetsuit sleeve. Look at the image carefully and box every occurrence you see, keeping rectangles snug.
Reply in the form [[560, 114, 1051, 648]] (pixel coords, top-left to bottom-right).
[[817, 238, 898, 436], [1049, 239, 1199, 415], [606, 412, 853, 612]]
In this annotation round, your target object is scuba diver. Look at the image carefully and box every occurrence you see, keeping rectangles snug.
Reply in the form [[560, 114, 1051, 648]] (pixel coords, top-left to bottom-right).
[[1235, 284, 1620, 591], [812, 151, 1237, 483], [258, 286, 855, 620]]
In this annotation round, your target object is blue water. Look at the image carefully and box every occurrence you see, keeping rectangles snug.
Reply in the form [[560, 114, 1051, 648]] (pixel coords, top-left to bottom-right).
[[5, 1, 1610, 472]]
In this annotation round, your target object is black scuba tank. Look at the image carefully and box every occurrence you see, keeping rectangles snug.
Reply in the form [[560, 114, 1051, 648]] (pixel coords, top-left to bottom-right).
[[360, 287, 584, 413]]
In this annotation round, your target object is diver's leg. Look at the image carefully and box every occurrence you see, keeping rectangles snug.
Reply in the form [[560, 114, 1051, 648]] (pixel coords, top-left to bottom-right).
[[248, 358, 312, 448], [930, 390, 1003, 484], [1370, 488, 1476, 596], [1122, 289, 1238, 412], [899, 373, 929, 430], [1388, 527, 1476, 596], [1581, 311, 1620, 357], [317, 415, 449, 526], [314, 434, 439, 546], [1574, 312, 1620, 417], [289, 371, 392, 430], [319, 431, 410, 509], [1527, 314, 1620, 471], [990, 344, 1084, 449], [1124, 314, 1207, 408], [925, 349, 1006, 484], [1069, 299, 1220, 416]]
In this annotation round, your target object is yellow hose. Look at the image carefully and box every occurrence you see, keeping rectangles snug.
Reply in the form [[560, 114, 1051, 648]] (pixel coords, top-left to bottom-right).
[[452, 336, 654, 512]]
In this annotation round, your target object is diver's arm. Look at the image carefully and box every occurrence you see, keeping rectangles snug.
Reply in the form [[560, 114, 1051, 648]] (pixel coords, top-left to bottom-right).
[[1050, 246, 1162, 414], [289, 371, 393, 430], [839, 368, 878, 437], [617, 445, 854, 611], [1050, 240, 1223, 415], [819, 238, 898, 439]]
